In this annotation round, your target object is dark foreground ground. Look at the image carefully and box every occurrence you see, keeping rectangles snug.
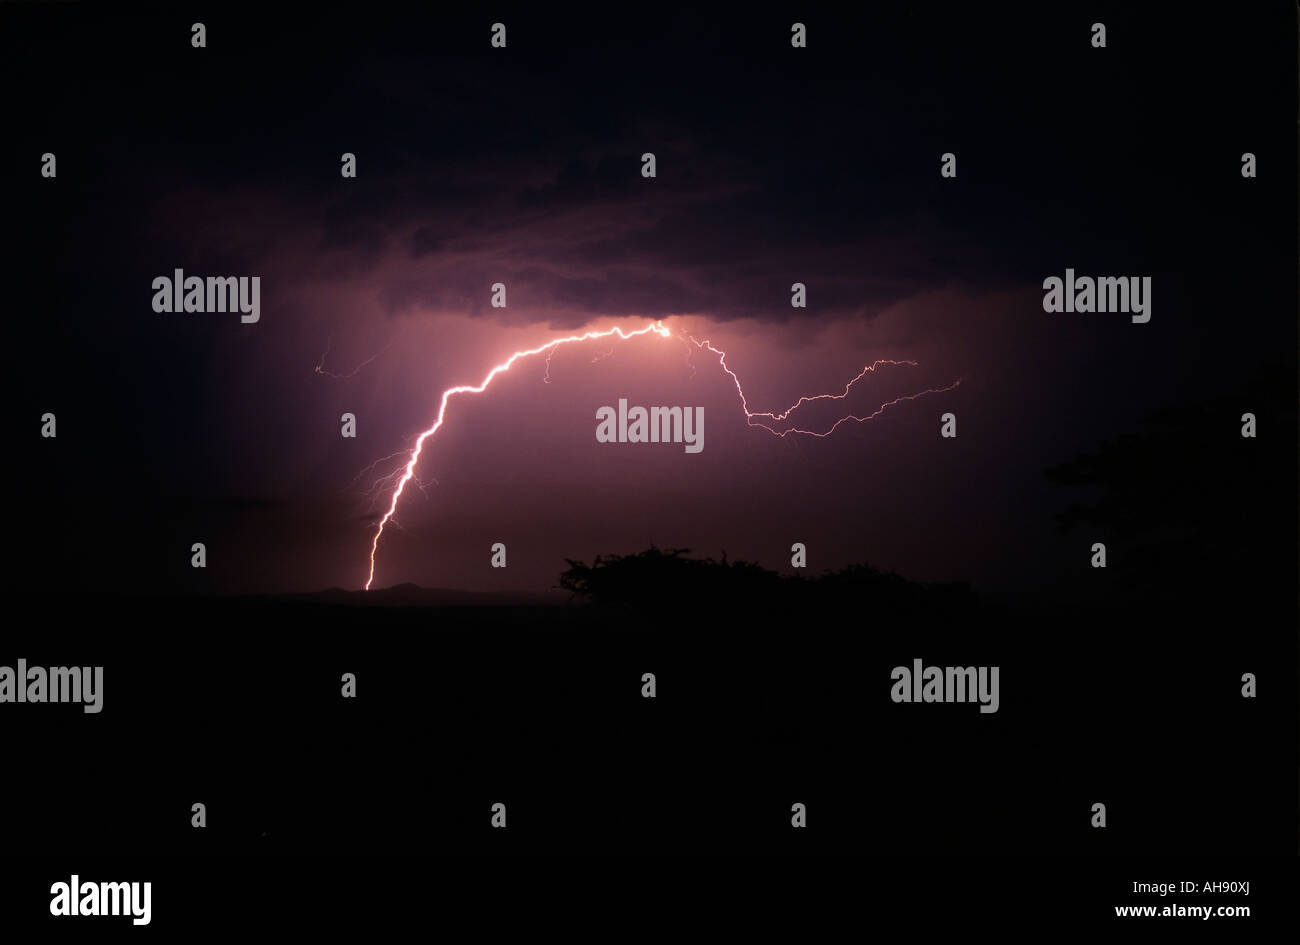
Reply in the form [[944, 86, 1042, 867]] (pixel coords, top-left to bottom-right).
[[10, 573, 1294, 856]]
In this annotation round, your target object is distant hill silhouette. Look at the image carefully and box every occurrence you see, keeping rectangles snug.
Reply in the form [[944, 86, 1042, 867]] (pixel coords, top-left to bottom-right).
[[287, 583, 567, 608]]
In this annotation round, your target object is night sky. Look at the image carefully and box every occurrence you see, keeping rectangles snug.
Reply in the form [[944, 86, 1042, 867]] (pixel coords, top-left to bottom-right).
[[6, 3, 1295, 598]]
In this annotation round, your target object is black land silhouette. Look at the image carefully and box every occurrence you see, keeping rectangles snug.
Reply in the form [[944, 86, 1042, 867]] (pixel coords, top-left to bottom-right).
[[9, 370, 1293, 855], [557, 546, 980, 620]]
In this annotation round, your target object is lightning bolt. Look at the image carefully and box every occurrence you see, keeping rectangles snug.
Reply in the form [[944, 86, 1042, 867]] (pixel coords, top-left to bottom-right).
[[315, 331, 400, 380], [362, 319, 961, 589], [364, 321, 671, 589], [686, 336, 964, 437]]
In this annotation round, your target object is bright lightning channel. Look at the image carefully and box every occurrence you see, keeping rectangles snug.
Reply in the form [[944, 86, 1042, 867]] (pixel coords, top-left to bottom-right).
[[362, 319, 960, 589]]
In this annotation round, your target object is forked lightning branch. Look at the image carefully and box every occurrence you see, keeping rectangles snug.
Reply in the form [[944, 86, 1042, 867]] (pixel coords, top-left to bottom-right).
[[361, 320, 961, 589]]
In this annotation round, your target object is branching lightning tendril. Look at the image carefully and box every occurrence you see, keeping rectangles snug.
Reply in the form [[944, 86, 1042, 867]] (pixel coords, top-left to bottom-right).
[[316, 331, 400, 380]]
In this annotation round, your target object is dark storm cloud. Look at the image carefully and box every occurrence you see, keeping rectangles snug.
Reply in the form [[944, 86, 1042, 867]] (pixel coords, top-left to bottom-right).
[[517, 153, 648, 208], [24, 4, 1210, 337], [8, 3, 1292, 599], [410, 226, 445, 259], [26, 9, 1035, 329], [210, 142, 984, 327], [16, 3, 1287, 332]]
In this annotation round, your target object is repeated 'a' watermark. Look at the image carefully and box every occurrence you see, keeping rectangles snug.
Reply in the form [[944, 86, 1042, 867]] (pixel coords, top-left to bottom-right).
[[152, 269, 260, 323], [596, 398, 704, 453]]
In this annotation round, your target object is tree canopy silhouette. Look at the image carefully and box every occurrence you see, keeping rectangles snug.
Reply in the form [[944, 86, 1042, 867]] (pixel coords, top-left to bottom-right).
[[1045, 363, 1296, 606], [557, 545, 977, 617]]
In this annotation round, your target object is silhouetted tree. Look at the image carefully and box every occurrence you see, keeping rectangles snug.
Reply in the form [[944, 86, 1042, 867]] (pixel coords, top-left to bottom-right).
[[557, 544, 978, 618], [1045, 363, 1296, 609]]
